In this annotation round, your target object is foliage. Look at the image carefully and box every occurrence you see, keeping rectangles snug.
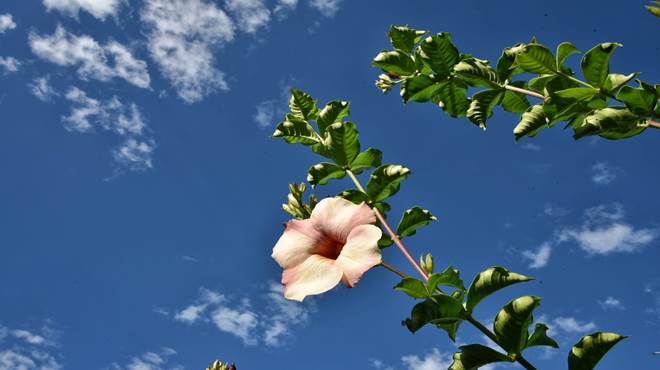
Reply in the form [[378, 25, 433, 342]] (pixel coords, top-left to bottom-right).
[[373, 25, 659, 141], [206, 360, 236, 370], [647, 1, 660, 17], [272, 88, 627, 370]]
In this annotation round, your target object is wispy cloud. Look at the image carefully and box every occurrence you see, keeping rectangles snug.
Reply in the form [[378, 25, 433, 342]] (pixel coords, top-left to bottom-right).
[[522, 242, 552, 269], [29, 76, 59, 102], [141, 0, 235, 103], [0, 322, 62, 370], [0, 14, 17, 34], [0, 56, 21, 74], [224, 0, 271, 33], [29, 25, 150, 88], [62, 87, 156, 170], [110, 347, 182, 370], [167, 283, 312, 347], [401, 348, 452, 370], [543, 203, 570, 217], [598, 296, 625, 311], [558, 203, 658, 255], [590, 162, 617, 185], [521, 142, 541, 151], [309, 0, 343, 17], [43, 0, 125, 20], [273, 0, 299, 19]]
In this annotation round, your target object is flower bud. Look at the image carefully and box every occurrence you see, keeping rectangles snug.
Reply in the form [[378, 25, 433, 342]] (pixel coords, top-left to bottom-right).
[[375, 74, 394, 93], [420, 253, 434, 275]]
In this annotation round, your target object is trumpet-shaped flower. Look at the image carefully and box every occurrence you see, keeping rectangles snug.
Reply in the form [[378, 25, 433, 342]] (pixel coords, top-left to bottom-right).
[[272, 197, 383, 301]]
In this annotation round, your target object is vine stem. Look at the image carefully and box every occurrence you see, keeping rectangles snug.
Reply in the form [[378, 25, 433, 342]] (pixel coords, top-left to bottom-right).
[[504, 84, 545, 99], [345, 169, 429, 280], [649, 120, 660, 129], [378, 262, 538, 370]]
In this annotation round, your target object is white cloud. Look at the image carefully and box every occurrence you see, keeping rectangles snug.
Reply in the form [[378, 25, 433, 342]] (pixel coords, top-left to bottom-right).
[[211, 306, 259, 345], [0, 323, 61, 370], [29, 76, 59, 102], [309, 0, 343, 17], [62, 87, 155, 170], [225, 0, 270, 33], [43, 0, 125, 20], [402, 348, 452, 370], [550, 317, 596, 334], [0, 57, 21, 73], [111, 348, 181, 370], [12, 330, 46, 346], [598, 296, 624, 311], [254, 100, 277, 128], [274, 0, 298, 18], [558, 203, 658, 255], [591, 162, 617, 185], [168, 283, 311, 347], [141, 0, 235, 103], [522, 242, 552, 269], [29, 25, 150, 88], [521, 142, 541, 151], [369, 358, 394, 370], [0, 14, 17, 34]]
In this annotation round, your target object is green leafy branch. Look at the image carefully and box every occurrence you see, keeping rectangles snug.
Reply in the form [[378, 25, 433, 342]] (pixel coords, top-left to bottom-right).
[[272, 89, 626, 370], [373, 25, 660, 141]]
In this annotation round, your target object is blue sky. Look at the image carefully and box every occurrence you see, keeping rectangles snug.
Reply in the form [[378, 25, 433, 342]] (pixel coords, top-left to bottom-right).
[[1, 0, 659, 369]]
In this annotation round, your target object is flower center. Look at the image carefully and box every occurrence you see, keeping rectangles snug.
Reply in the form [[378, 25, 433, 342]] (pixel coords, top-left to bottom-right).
[[314, 236, 344, 260]]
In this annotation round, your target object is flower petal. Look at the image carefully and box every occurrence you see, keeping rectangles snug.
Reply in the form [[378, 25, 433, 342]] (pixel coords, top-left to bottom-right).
[[282, 255, 343, 301], [272, 219, 322, 269], [336, 224, 382, 288], [310, 197, 376, 243]]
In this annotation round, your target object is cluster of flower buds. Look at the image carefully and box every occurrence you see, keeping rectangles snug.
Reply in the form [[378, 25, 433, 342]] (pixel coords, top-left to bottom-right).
[[282, 182, 317, 220], [375, 73, 396, 93], [206, 360, 236, 370]]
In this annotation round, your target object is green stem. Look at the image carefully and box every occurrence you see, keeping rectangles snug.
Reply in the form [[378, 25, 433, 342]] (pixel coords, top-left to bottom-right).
[[380, 261, 407, 279], [345, 169, 429, 280], [558, 72, 595, 89], [504, 84, 545, 100]]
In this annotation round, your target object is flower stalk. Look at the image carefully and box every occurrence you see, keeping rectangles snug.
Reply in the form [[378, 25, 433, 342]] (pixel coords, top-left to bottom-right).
[[345, 169, 429, 280]]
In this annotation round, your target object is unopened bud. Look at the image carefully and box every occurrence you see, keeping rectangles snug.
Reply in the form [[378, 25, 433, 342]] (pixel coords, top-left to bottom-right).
[[375, 74, 395, 93], [420, 253, 434, 275]]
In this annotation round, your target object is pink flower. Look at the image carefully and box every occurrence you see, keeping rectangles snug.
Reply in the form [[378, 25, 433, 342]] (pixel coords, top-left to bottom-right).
[[272, 197, 383, 301]]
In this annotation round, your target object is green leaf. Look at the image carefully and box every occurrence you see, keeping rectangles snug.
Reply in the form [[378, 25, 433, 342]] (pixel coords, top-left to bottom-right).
[[513, 105, 549, 141], [556, 41, 580, 69], [366, 164, 411, 202], [427, 266, 465, 292], [395, 278, 429, 299], [453, 58, 500, 87], [388, 25, 427, 53], [553, 87, 599, 101], [449, 345, 513, 370], [526, 323, 560, 349], [419, 33, 460, 77], [326, 121, 360, 166], [467, 89, 504, 128], [501, 82, 531, 113], [272, 115, 320, 145], [378, 233, 394, 248], [401, 75, 443, 103], [602, 73, 637, 93], [528, 74, 556, 92], [372, 50, 417, 76], [316, 100, 350, 133], [573, 107, 645, 140], [338, 189, 368, 204], [516, 44, 557, 75], [646, 3, 660, 17], [404, 295, 466, 340], [496, 46, 522, 82], [435, 79, 470, 117], [568, 332, 627, 370], [494, 296, 542, 354], [289, 89, 319, 120], [397, 207, 437, 237], [617, 83, 657, 114], [543, 96, 587, 124], [581, 43, 622, 87], [465, 267, 533, 312], [307, 162, 346, 187], [349, 148, 382, 174]]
